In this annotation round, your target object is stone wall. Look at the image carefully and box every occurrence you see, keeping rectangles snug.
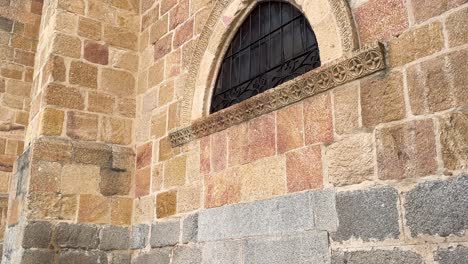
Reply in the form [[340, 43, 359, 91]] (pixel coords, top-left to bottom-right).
[[0, 0, 467, 263]]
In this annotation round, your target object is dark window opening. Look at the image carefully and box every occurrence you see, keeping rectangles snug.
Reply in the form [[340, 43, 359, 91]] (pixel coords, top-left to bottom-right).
[[210, 1, 321, 113]]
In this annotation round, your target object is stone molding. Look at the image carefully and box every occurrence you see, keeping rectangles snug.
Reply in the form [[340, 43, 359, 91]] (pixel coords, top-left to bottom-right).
[[180, 0, 360, 126], [170, 43, 386, 147]]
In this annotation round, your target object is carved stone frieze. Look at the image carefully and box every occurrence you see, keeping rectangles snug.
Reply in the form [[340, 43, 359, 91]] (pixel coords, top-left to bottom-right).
[[170, 43, 386, 147]]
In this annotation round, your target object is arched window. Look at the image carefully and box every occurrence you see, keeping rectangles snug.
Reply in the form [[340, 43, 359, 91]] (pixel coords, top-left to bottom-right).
[[210, 1, 321, 113]]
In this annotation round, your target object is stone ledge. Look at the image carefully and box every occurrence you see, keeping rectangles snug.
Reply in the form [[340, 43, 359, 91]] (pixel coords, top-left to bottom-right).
[[170, 43, 386, 147]]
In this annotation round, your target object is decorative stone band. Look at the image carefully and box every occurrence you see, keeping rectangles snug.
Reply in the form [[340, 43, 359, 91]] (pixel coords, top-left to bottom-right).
[[170, 43, 386, 147]]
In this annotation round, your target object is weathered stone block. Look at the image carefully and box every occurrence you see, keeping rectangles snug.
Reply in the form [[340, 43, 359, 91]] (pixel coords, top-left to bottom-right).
[[72, 141, 112, 166], [201, 241, 242, 264], [304, 93, 333, 145], [66, 111, 99, 141], [101, 68, 135, 97], [182, 213, 198, 243], [156, 190, 177, 218], [88, 92, 114, 114], [286, 145, 323, 193], [100, 116, 132, 145], [247, 113, 276, 162], [243, 232, 330, 264], [354, 0, 408, 44], [29, 161, 61, 193], [135, 167, 151, 197], [199, 191, 319, 241], [388, 22, 444, 67], [164, 155, 186, 187], [78, 194, 110, 224], [333, 82, 360, 134], [169, 0, 189, 29], [204, 167, 241, 208], [84, 41, 109, 65], [53, 33, 81, 59], [131, 224, 149, 249], [79, 17, 102, 40], [326, 133, 374, 186], [446, 6, 468, 48], [376, 119, 437, 180], [311, 188, 338, 232], [57, 250, 107, 264], [55, 223, 100, 249], [211, 131, 227, 173], [112, 253, 131, 264], [44, 83, 84, 110], [134, 248, 172, 264], [69, 61, 98, 89], [0, 17, 13, 32], [405, 175, 468, 237], [154, 33, 172, 60], [332, 186, 400, 242], [21, 249, 55, 264], [22, 221, 52, 249], [136, 142, 152, 169], [331, 249, 423, 264], [435, 246, 468, 264], [103, 25, 137, 51], [360, 72, 405, 127], [111, 197, 132, 226], [438, 107, 468, 171], [57, 0, 85, 14], [100, 168, 131, 196], [100, 226, 129, 250], [173, 20, 193, 48], [150, 219, 180, 247], [40, 108, 64, 136], [277, 103, 304, 154], [411, 0, 466, 24], [172, 246, 202, 264]]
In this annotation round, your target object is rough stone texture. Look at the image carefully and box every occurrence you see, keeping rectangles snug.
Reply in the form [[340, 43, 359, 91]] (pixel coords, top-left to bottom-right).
[[182, 213, 198, 243], [304, 93, 334, 145], [276, 103, 304, 154], [326, 133, 374, 186], [333, 82, 360, 135], [361, 72, 405, 127], [164, 155, 186, 187], [446, 6, 468, 48], [131, 224, 149, 249], [172, 246, 202, 264], [150, 219, 180, 247], [100, 226, 130, 250], [100, 168, 131, 196], [44, 83, 85, 110], [55, 223, 100, 249], [134, 248, 172, 264], [201, 241, 242, 264], [285, 145, 323, 193], [199, 190, 338, 241], [84, 41, 109, 65], [156, 190, 177, 218], [411, 0, 467, 24], [438, 109, 468, 171], [40, 108, 64, 136], [332, 186, 400, 242], [57, 250, 107, 264], [376, 119, 438, 180], [331, 249, 424, 264], [69, 61, 98, 89], [101, 68, 135, 97], [21, 250, 55, 264], [354, 0, 408, 44], [243, 232, 330, 264], [66, 111, 99, 141], [388, 22, 444, 67], [22, 221, 52, 249], [405, 175, 468, 237], [312, 189, 339, 232], [247, 113, 276, 162], [112, 253, 132, 264], [435, 246, 468, 264]]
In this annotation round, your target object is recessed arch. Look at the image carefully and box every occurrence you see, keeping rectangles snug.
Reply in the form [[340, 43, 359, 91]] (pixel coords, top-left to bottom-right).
[[180, 0, 359, 125]]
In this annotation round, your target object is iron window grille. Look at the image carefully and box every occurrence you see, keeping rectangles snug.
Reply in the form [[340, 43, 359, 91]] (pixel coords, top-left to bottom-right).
[[210, 1, 321, 113]]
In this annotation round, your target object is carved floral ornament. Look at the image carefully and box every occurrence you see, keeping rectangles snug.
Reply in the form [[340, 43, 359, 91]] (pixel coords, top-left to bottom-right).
[[170, 43, 387, 147]]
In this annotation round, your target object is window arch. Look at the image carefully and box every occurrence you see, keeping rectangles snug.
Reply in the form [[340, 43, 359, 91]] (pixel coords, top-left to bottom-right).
[[210, 1, 321, 113]]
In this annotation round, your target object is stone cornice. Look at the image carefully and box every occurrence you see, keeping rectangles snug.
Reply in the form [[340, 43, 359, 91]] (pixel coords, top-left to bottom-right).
[[170, 43, 386, 147]]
